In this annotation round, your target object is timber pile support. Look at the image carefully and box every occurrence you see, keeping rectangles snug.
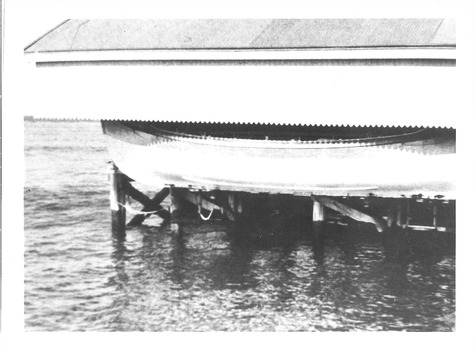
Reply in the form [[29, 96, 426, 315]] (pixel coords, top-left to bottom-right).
[[310, 195, 454, 234], [127, 186, 170, 226], [108, 163, 249, 237], [312, 200, 326, 243], [109, 162, 127, 239], [108, 163, 454, 250], [109, 162, 171, 238], [308, 194, 454, 261], [311, 195, 387, 233], [170, 187, 187, 235]]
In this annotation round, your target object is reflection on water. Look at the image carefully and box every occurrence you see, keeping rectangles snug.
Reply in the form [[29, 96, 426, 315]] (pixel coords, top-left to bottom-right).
[[24, 121, 455, 331], [91, 222, 454, 332]]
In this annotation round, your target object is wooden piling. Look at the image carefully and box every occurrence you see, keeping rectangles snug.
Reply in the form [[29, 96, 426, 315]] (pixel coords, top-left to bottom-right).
[[313, 200, 325, 222], [312, 199, 326, 243], [228, 192, 235, 213], [396, 201, 403, 227], [238, 192, 250, 218], [109, 162, 127, 238], [405, 200, 411, 228], [236, 193, 244, 215], [387, 205, 395, 228], [227, 192, 242, 219], [170, 187, 185, 235]]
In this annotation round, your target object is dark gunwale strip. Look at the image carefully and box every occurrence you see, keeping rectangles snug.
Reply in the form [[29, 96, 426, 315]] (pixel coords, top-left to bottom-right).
[[113, 121, 453, 150]]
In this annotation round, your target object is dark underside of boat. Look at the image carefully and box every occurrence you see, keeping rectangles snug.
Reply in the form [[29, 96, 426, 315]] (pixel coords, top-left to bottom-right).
[[112, 121, 455, 143]]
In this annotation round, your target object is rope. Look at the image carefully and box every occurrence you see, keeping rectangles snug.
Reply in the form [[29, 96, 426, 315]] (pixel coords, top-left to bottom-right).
[[198, 206, 214, 221]]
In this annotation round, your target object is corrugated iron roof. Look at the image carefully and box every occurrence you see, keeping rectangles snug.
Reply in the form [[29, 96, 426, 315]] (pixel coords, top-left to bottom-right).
[[25, 19, 455, 53]]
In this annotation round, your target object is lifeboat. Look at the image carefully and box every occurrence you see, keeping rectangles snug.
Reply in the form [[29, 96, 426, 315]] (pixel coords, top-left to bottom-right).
[[102, 121, 455, 198]]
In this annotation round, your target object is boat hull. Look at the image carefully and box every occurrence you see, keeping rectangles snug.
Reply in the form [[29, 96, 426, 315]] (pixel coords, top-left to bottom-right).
[[103, 121, 456, 198]]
